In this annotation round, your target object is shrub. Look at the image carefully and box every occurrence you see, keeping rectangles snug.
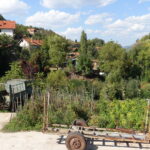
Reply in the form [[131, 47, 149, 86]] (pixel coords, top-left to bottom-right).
[[47, 70, 68, 89], [3, 100, 43, 132], [0, 61, 24, 82], [91, 99, 146, 130]]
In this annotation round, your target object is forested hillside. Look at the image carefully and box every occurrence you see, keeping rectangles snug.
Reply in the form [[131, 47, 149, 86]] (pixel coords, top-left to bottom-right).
[[0, 14, 150, 131]]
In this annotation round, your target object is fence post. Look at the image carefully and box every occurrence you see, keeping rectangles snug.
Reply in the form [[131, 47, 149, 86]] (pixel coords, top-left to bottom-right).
[[145, 99, 150, 133]]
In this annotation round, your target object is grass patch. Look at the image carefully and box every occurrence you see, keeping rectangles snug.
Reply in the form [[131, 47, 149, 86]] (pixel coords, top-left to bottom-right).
[[3, 100, 43, 132]]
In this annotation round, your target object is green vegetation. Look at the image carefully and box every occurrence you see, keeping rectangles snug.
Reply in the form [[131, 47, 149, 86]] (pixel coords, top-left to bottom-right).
[[0, 14, 150, 132], [0, 34, 21, 76], [77, 31, 92, 75], [0, 62, 24, 82], [45, 34, 69, 67], [4, 100, 43, 131], [3, 96, 147, 132]]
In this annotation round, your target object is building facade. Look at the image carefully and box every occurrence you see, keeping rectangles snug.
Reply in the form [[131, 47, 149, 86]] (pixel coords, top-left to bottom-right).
[[0, 21, 16, 37], [19, 38, 43, 50]]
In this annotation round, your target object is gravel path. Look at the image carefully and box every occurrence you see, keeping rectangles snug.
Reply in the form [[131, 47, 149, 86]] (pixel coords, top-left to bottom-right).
[[0, 113, 16, 130], [0, 131, 150, 150]]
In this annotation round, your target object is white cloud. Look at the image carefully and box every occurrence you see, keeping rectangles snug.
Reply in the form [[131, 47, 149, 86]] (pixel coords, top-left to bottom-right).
[[139, 0, 150, 3], [0, 0, 29, 15], [98, 0, 117, 6], [60, 27, 83, 40], [105, 14, 150, 35], [41, 0, 117, 9], [59, 27, 102, 41], [59, 13, 150, 46], [25, 10, 80, 29], [85, 13, 113, 25], [98, 13, 150, 45]]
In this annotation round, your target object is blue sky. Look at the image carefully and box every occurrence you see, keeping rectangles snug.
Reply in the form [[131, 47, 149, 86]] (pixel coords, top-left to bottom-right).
[[0, 0, 150, 46]]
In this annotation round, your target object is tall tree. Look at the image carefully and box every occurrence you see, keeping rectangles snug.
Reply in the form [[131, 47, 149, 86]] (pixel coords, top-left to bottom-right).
[[77, 31, 92, 75], [98, 41, 125, 74], [128, 35, 150, 81], [0, 34, 21, 76], [14, 24, 30, 40], [47, 35, 68, 68]]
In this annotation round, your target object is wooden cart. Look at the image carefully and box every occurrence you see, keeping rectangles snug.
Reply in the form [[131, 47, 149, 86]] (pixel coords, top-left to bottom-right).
[[44, 99, 150, 150], [49, 121, 150, 150]]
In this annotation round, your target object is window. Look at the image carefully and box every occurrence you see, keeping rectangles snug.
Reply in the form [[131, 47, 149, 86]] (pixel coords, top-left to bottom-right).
[[0, 29, 1, 32]]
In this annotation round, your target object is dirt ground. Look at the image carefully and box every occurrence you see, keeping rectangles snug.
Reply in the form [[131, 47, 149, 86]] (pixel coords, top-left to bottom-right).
[[0, 113, 150, 150], [0, 113, 16, 130], [0, 131, 150, 150]]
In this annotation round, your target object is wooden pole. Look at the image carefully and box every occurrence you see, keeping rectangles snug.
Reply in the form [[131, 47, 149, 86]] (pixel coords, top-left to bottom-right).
[[145, 99, 150, 133], [43, 95, 46, 131], [46, 92, 50, 128], [148, 99, 150, 133]]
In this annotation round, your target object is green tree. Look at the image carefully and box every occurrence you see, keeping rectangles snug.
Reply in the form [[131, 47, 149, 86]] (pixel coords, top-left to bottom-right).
[[90, 38, 104, 47], [125, 79, 140, 99], [0, 34, 21, 76], [47, 70, 68, 89], [99, 41, 125, 74], [19, 49, 30, 60], [46, 35, 68, 68], [0, 61, 24, 82], [14, 24, 30, 40], [77, 31, 92, 75], [29, 49, 48, 73], [129, 36, 150, 81]]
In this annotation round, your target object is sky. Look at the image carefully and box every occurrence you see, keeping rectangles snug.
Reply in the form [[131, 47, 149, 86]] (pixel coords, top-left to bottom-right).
[[0, 0, 150, 46]]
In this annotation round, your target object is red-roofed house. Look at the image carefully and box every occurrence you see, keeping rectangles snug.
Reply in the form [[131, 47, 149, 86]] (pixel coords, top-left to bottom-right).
[[19, 38, 43, 50], [0, 21, 16, 37], [27, 28, 37, 35]]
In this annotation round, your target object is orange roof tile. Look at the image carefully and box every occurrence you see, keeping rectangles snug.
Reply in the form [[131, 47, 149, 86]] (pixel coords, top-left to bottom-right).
[[24, 38, 43, 46], [0, 21, 16, 29]]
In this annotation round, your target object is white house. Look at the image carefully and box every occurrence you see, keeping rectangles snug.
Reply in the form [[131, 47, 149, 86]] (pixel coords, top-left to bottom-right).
[[0, 21, 16, 37], [19, 38, 43, 50]]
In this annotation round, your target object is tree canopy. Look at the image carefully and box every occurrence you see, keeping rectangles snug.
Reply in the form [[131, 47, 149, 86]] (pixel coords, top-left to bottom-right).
[[0, 34, 21, 76], [99, 41, 125, 74], [44, 35, 69, 67], [77, 31, 92, 75]]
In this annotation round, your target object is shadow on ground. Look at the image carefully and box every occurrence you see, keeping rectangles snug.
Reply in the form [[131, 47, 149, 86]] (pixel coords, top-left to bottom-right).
[[57, 135, 150, 150]]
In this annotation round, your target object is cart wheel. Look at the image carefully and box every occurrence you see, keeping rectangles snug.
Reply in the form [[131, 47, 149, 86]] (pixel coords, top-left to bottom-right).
[[66, 132, 86, 150], [73, 119, 87, 127]]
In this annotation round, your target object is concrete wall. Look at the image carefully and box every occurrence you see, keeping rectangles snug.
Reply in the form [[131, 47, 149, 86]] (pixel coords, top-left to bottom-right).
[[0, 29, 14, 37]]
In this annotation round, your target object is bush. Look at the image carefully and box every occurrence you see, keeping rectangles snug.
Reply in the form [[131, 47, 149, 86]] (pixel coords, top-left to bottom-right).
[[3, 100, 43, 132], [125, 79, 140, 99], [89, 99, 146, 130], [47, 70, 68, 89], [141, 83, 150, 98], [0, 61, 24, 82], [3, 86, 147, 132]]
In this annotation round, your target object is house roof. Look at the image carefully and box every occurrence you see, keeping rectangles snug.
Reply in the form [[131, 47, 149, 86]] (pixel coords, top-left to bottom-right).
[[0, 21, 16, 29], [27, 28, 37, 33], [28, 28, 36, 31], [24, 38, 43, 46]]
